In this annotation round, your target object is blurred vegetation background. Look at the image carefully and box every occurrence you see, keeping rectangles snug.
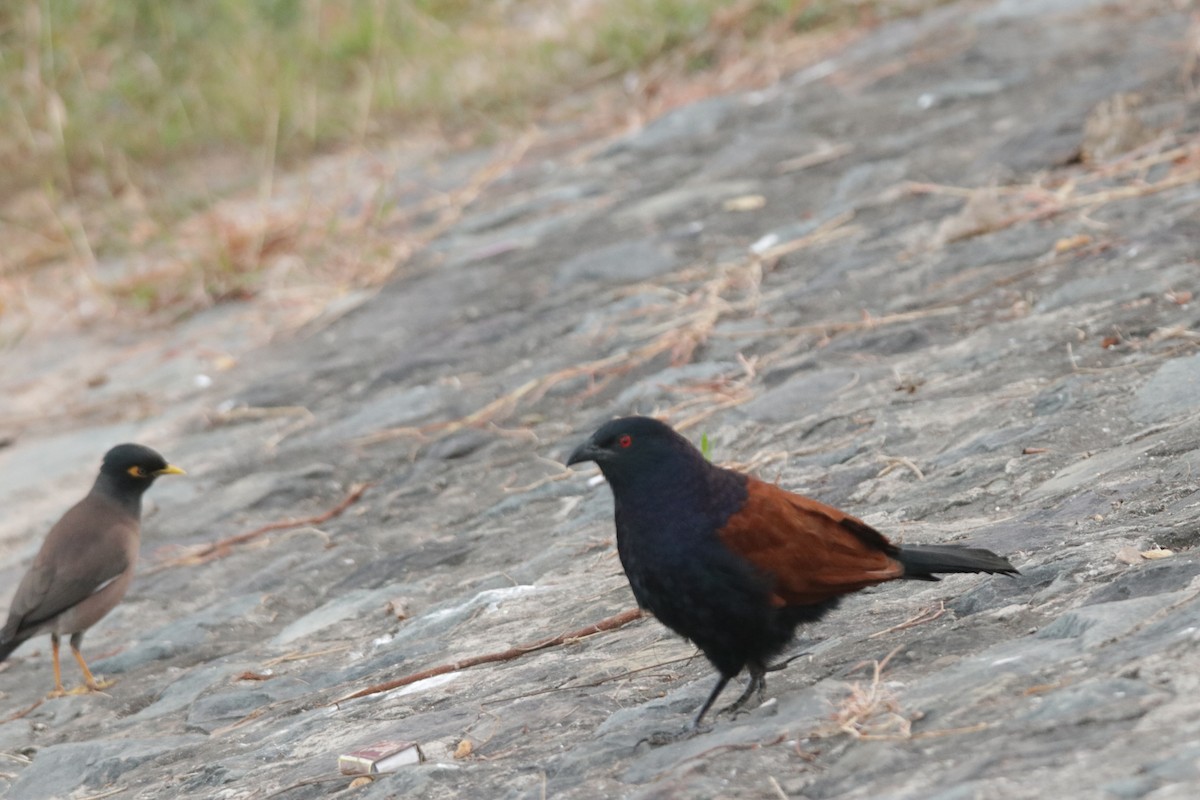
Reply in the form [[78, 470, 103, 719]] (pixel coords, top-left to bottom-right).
[[0, 0, 934, 327]]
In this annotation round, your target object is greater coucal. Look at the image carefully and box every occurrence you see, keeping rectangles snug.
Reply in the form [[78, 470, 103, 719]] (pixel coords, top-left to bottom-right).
[[567, 416, 1017, 731], [0, 444, 184, 696]]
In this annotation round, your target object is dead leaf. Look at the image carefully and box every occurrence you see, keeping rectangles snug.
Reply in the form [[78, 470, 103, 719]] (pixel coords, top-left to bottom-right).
[[1141, 547, 1174, 560], [1023, 681, 1069, 696], [1115, 546, 1144, 565], [1054, 234, 1092, 253], [1022, 447, 1049, 455], [1148, 325, 1200, 343], [454, 739, 473, 759], [723, 194, 766, 211], [776, 142, 854, 173], [349, 776, 374, 789], [934, 190, 1026, 244], [386, 598, 411, 621]]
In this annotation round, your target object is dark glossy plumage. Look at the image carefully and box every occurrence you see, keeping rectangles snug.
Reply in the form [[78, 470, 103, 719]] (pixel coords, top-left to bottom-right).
[[0, 444, 184, 696], [567, 416, 1017, 731]]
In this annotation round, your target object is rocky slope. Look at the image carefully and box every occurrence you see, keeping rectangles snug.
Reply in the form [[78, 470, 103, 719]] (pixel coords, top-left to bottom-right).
[[2, 0, 1200, 797]]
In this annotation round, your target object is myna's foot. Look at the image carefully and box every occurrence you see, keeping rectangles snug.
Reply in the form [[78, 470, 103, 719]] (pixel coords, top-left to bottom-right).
[[47, 678, 113, 698], [71, 677, 115, 694]]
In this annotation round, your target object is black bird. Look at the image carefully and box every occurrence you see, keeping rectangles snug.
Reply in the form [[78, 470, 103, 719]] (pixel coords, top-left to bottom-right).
[[567, 416, 1017, 732], [1, 444, 184, 696]]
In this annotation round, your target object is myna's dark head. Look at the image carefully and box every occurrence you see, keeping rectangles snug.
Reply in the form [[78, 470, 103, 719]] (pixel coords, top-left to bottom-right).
[[566, 416, 700, 489], [98, 443, 186, 495]]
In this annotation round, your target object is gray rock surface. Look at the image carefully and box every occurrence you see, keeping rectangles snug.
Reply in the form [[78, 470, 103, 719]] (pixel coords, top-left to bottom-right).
[[3, 0, 1200, 798]]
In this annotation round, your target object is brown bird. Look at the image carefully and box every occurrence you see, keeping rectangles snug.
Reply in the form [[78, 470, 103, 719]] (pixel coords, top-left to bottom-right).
[[0, 444, 184, 696], [567, 416, 1017, 732]]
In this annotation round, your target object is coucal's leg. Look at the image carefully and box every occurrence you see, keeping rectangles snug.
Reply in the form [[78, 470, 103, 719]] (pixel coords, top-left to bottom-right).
[[692, 674, 733, 730], [718, 649, 813, 717], [765, 649, 811, 673], [722, 664, 767, 716], [68, 632, 113, 693]]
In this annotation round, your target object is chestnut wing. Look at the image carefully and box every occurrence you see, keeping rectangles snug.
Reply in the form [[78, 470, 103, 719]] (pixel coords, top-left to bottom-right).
[[717, 477, 903, 606]]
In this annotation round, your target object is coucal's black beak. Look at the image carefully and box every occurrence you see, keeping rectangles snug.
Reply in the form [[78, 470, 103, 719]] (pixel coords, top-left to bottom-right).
[[566, 438, 600, 467]]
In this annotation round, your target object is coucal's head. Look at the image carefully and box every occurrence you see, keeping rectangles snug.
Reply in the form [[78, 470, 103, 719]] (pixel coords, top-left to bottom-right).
[[99, 443, 186, 495], [566, 416, 702, 491]]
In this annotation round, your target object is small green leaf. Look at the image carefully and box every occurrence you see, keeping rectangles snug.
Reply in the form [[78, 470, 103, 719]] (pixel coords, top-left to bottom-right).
[[700, 433, 712, 461]]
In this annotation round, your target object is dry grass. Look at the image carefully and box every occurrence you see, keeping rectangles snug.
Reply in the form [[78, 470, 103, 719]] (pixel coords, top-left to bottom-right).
[[2, 0, 1192, 356], [357, 232, 776, 446], [821, 646, 918, 740], [0, 0, 913, 197], [0, 0, 954, 341], [355, 117, 1200, 447], [911, 131, 1200, 243], [352, 202, 882, 445], [0, 1, 875, 186], [809, 636, 995, 745], [0, 125, 537, 344]]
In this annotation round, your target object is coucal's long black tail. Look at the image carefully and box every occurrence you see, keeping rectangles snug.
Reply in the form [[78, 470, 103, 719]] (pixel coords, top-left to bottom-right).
[[897, 544, 1018, 580]]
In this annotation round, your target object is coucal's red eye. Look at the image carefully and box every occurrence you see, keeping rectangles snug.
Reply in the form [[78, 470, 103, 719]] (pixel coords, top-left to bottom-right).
[[618, 434, 633, 448]]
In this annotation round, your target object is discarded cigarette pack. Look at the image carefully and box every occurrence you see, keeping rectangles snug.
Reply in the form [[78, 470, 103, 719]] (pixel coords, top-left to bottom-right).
[[339, 740, 424, 775]]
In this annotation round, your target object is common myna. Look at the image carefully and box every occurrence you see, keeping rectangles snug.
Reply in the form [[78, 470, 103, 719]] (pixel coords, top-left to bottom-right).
[[0, 444, 184, 696], [567, 416, 1017, 732]]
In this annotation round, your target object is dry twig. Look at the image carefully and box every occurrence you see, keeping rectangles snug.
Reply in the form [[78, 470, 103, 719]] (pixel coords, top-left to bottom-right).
[[151, 483, 370, 570], [717, 305, 961, 339], [480, 653, 697, 707], [333, 608, 643, 706], [0, 697, 44, 724], [868, 601, 946, 639], [262, 645, 352, 668], [877, 455, 925, 481]]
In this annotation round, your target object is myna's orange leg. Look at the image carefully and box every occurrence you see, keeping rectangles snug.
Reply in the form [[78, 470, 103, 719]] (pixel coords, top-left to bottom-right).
[[47, 633, 67, 698], [67, 632, 113, 693]]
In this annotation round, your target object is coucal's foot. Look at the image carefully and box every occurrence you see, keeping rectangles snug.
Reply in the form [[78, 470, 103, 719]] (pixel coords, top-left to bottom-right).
[[720, 673, 764, 717], [638, 723, 710, 748]]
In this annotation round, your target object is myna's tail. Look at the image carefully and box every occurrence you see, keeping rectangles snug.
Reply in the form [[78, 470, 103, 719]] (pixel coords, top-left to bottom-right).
[[897, 544, 1018, 580], [0, 637, 21, 663]]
